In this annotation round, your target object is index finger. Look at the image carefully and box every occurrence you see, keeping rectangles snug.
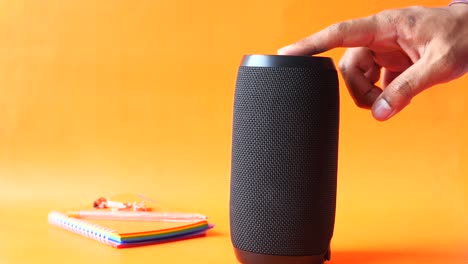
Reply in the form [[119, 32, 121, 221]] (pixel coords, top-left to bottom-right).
[[278, 16, 382, 56]]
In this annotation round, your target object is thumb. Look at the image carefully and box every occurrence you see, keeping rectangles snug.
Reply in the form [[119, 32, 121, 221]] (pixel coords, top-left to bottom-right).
[[371, 58, 442, 121]]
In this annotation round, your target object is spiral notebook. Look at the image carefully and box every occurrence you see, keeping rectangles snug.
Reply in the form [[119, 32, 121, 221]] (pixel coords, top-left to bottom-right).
[[48, 211, 213, 248]]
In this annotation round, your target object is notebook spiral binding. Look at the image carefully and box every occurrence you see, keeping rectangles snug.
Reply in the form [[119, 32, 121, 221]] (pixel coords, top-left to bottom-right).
[[48, 211, 117, 246]]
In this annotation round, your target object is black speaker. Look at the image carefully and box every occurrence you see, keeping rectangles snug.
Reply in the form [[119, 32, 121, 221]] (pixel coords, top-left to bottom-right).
[[230, 55, 339, 264]]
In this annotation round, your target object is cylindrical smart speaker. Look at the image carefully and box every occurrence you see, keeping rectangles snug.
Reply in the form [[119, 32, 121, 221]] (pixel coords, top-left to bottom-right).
[[230, 55, 339, 264]]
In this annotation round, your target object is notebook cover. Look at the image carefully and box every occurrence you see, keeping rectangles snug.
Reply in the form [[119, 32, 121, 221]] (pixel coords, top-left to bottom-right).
[[48, 193, 213, 248]]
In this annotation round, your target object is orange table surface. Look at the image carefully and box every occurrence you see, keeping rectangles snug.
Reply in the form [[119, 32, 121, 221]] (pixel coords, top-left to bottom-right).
[[1, 197, 466, 264], [0, 0, 467, 263]]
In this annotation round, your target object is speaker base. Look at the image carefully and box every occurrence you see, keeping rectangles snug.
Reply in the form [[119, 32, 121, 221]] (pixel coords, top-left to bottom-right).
[[234, 248, 330, 264]]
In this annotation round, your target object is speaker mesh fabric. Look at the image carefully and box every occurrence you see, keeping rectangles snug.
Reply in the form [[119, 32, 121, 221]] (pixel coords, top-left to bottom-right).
[[230, 66, 339, 256]]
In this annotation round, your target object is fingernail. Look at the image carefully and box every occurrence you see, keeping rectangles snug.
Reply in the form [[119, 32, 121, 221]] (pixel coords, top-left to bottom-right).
[[373, 98, 393, 121]]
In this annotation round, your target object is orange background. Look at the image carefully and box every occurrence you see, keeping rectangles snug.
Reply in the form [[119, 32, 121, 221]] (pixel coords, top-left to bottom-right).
[[0, 0, 466, 263]]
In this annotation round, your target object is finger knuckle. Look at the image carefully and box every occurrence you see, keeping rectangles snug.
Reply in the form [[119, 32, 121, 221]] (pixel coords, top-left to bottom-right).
[[394, 79, 415, 100], [329, 21, 350, 36], [376, 10, 398, 26], [328, 22, 341, 32], [441, 49, 457, 68], [428, 49, 459, 77], [338, 60, 347, 73], [338, 49, 358, 73]]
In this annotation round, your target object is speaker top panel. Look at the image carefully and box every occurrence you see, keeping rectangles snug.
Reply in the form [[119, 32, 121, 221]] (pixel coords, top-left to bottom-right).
[[240, 54, 336, 70]]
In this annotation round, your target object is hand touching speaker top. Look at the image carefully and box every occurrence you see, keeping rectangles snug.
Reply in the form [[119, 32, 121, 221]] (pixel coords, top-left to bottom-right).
[[279, 4, 468, 121]]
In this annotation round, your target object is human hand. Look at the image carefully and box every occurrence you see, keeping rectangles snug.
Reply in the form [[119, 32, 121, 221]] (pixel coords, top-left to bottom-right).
[[278, 5, 468, 121]]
